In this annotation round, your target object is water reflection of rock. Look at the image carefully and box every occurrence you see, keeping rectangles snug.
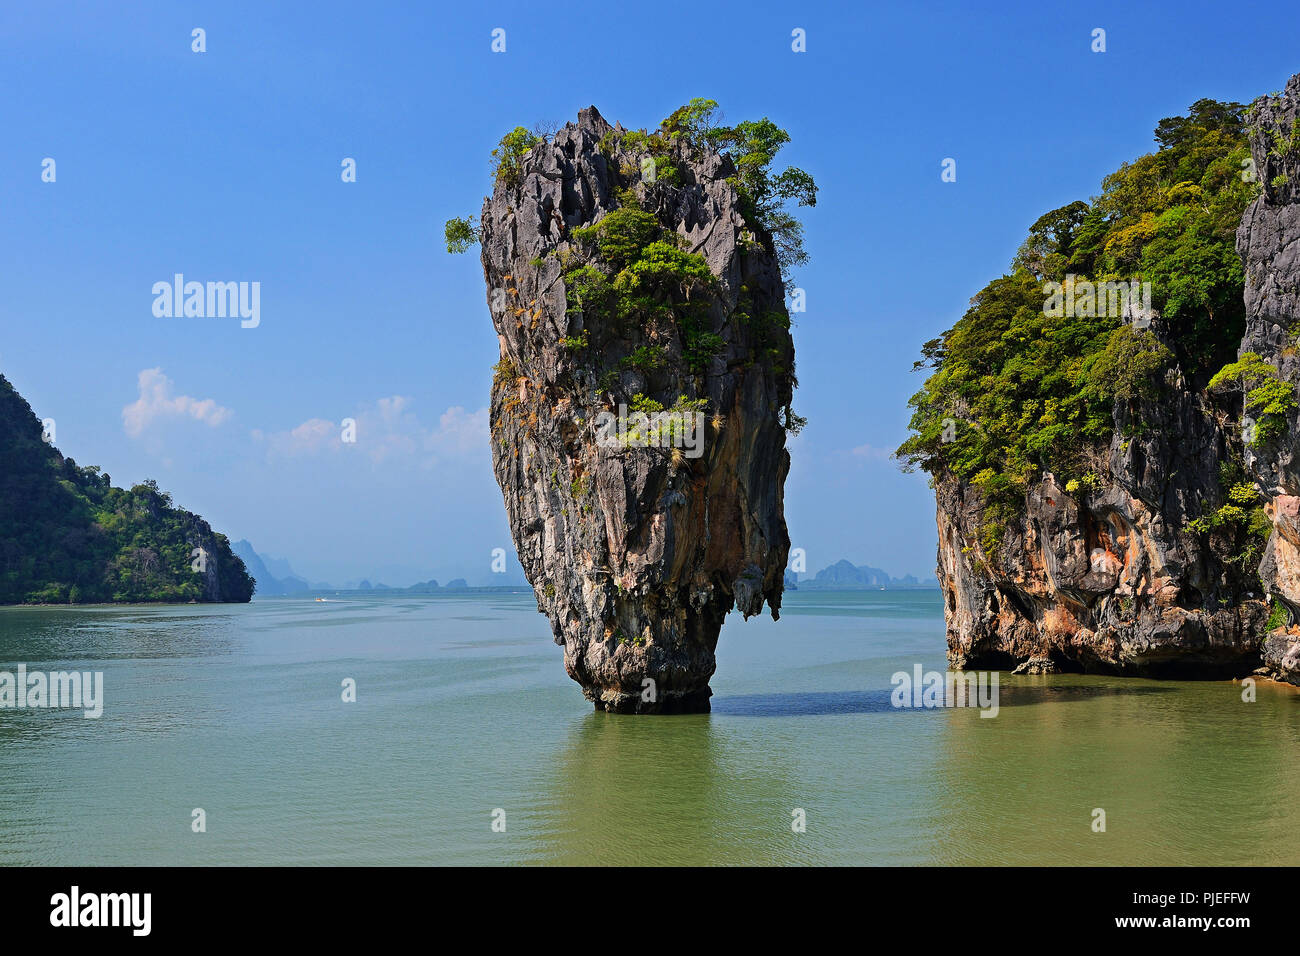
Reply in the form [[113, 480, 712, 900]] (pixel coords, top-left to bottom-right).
[[925, 674, 1300, 865], [532, 712, 812, 865]]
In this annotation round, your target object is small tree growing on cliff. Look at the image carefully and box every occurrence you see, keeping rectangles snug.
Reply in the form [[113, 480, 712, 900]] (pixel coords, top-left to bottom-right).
[[444, 216, 479, 254], [491, 126, 541, 187], [662, 100, 818, 278], [1208, 351, 1297, 446], [1183, 458, 1271, 585]]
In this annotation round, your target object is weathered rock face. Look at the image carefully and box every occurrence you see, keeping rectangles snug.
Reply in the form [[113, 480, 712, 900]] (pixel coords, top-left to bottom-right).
[[1239, 74, 1300, 683], [479, 107, 793, 712], [937, 374, 1266, 678], [934, 75, 1300, 682]]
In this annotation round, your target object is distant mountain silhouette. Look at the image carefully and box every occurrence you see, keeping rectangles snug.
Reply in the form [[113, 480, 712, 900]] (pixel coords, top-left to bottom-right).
[[231, 540, 310, 596], [791, 559, 933, 590]]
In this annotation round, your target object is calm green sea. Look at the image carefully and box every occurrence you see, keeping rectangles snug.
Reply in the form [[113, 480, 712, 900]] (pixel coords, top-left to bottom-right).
[[0, 590, 1295, 866]]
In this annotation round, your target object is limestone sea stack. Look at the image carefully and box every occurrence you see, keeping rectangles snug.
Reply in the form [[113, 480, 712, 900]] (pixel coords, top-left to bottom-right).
[[478, 107, 797, 712]]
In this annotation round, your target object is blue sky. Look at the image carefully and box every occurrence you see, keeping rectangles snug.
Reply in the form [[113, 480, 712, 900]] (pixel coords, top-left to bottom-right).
[[2, 1, 1298, 586]]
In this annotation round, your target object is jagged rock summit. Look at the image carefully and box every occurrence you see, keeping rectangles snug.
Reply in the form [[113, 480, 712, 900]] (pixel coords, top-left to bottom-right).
[[479, 106, 796, 712]]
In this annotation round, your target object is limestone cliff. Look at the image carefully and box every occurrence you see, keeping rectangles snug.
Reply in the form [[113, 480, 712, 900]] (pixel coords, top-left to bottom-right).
[[936, 387, 1267, 677], [918, 75, 1300, 682], [479, 107, 795, 712], [1239, 73, 1300, 683]]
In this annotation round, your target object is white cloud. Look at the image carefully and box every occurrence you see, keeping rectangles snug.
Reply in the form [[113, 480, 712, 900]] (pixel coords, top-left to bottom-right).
[[122, 368, 232, 438], [250, 417, 337, 457], [376, 395, 411, 426], [254, 397, 489, 466], [426, 406, 489, 458]]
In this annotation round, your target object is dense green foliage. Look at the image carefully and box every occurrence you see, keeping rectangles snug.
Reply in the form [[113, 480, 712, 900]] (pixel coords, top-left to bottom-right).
[[444, 216, 478, 254], [1267, 598, 1291, 631], [566, 208, 722, 374], [0, 375, 253, 604], [490, 126, 541, 187], [897, 99, 1264, 526], [1208, 352, 1299, 445]]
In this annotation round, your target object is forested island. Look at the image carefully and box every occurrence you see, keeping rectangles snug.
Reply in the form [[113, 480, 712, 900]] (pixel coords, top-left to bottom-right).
[[897, 73, 1300, 685], [0, 373, 253, 604]]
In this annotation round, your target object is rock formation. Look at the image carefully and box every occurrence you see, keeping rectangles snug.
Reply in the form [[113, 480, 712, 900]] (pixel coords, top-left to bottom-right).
[[1238, 73, 1300, 684], [925, 74, 1300, 683], [478, 107, 795, 712], [935, 370, 1266, 678]]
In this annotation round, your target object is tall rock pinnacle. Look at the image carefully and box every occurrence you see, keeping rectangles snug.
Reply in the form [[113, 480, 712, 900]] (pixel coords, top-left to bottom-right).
[[478, 106, 797, 712]]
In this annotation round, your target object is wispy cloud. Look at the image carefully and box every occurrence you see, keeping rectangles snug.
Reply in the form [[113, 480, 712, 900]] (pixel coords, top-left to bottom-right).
[[252, 397, 488, 466], [122, 368, 232, 438], [426, 406, 489, 458], [844, 443, 895, 462], [252, 417, 337, 456]]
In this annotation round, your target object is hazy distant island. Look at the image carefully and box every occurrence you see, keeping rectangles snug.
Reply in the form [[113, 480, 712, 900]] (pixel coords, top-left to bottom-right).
[[0, 374, 253, 605], [232, 538, 931, 597], [231, 540, 314, 595], [786, 559, 934, 591]]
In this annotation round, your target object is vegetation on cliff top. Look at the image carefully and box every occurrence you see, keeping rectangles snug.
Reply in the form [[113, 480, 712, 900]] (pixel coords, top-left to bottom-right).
[[0, 374, 254, 604], [896, 99, 1265, 541], [447, 101, 815, 433], [658, 98, 818, 276], [446, 99, 817, 275]]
